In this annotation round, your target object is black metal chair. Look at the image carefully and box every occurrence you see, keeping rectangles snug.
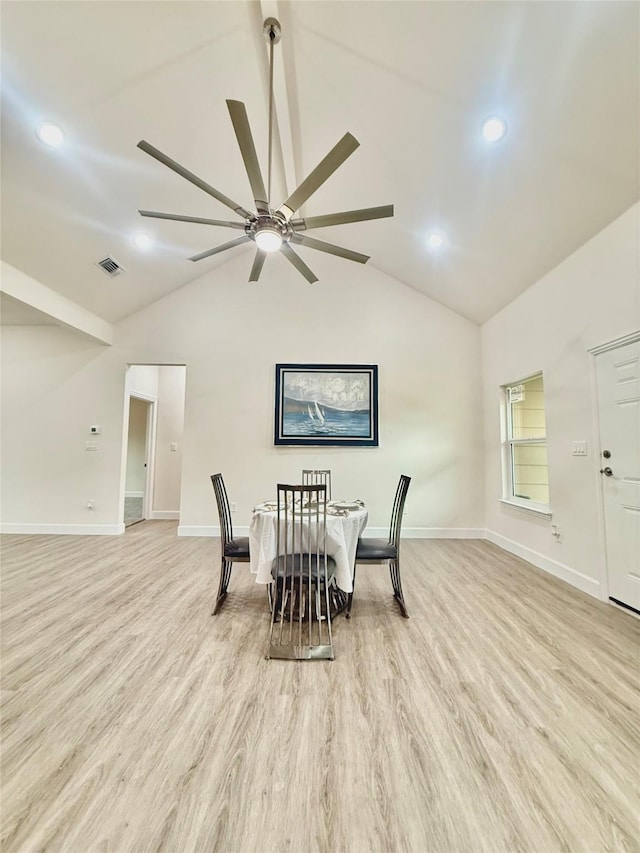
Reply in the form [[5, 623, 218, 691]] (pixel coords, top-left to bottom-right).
[[301, 469, 332, 500], [347, 474, 411, 618], [210, 473, 250, 615], [267, 483, 336, 660]]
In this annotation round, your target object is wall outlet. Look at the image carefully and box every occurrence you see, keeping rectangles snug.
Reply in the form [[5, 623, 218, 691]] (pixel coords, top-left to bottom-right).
[[551, 523, 561, 540], [231, 502, 237, 512], [90, 425, 101, 435]]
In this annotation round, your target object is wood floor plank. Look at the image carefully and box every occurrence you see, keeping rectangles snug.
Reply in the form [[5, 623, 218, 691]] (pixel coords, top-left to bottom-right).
[[1, 525, 638, 852]]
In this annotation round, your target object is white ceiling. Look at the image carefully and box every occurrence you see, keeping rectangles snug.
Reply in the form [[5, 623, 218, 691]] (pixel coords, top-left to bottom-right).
[[1, 0, 638, 326]]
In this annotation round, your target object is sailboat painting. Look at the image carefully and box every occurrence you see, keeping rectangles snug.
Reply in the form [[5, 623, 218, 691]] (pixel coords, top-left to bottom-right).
[[274, 364, 379, 447]]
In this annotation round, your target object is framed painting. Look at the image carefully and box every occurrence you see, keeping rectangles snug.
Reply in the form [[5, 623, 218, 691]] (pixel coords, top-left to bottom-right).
[[274, 363, 379, 447]]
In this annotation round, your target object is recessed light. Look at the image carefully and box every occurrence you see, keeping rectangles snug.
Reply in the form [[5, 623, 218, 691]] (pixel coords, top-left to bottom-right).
[[482, 117, 507, 143], [426, 232, 445, 250], [132, 232, 152, 249], [36, 122, 64, 147]]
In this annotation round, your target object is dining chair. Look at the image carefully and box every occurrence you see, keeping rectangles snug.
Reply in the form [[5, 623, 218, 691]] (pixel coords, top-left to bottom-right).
[[267, 483, 336, 660], [210, 473, 250, 615], [301, 469, 332, 500], [348, 474, 411, 618]]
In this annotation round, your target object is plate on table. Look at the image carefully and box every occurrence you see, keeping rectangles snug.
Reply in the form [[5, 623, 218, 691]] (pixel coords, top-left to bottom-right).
[[253, 501, 277, 513], [329, 501, 363, 512]]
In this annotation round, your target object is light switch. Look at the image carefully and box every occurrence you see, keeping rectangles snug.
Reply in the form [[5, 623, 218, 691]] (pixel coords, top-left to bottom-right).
[[572, 441, 587, 456], [170, 442, 178, 452], [85, 441, 98, 451], [90, 425, 101, 434]]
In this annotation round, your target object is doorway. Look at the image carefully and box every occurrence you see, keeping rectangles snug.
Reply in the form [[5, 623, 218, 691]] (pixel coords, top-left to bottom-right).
[[124, 396, 154, 527], [121, 364, 187, 529], [594, 332, 640, 614]]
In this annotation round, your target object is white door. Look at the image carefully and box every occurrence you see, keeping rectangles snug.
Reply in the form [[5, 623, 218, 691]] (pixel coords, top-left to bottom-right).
[[125, 397, 151, 526], [595, 337, 640, 612]]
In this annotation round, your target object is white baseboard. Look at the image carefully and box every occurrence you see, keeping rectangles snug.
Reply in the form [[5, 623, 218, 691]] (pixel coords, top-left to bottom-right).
[[148, 511, 180, 520], [364, 526, 486, 539], [177, 525, 485, 539], [1, 523, 125, 536], [485, 529, 601, 599], [125, 491, 144, 499], [178, 525, 223, 537]]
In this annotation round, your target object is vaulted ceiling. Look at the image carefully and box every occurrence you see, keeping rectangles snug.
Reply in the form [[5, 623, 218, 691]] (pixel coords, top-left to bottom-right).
[[1, 0, 638, 327]]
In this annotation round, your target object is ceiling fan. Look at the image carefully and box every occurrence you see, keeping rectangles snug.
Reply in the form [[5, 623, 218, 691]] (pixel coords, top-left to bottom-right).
[[136, 18, 393, 284]]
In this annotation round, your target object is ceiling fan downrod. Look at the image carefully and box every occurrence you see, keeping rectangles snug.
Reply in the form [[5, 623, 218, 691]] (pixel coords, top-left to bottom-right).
[[263, 17, 281, 210]]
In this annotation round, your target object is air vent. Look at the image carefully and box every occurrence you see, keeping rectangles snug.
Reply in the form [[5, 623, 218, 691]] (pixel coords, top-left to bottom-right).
[[96, 257, 125, 276]]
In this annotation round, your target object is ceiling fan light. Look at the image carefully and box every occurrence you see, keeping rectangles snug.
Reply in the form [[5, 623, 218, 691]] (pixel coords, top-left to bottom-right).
[[255, 226, 283, 253]]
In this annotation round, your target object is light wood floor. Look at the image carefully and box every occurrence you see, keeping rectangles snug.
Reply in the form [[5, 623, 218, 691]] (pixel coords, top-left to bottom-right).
[[1, 522, 638, 853]]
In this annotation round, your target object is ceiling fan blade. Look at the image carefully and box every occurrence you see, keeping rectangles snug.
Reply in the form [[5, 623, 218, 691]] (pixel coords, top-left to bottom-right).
[[249, 249, 267, 282], [277, 133, 360, 221], [189, 235, 251, 262], [226, 100, 269, 215], [280, 243, 319, 283], [139, 210, 246, 229], [137, 140, 252, 219], [289, 233, 369, 264], [291, 205, 394, 231]]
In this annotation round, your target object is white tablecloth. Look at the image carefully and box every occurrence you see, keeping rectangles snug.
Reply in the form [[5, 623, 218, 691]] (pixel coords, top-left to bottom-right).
[[249, 501, 368, 593]]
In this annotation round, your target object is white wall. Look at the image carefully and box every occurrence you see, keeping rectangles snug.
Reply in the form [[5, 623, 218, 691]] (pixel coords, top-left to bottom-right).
[[0, 326, 127, 533], [115, 253, 484, 536], [153, 366, 186, 513], [1, 252, 484, 537], [481, 202, 640, 597], [127, 364, 159, 399]]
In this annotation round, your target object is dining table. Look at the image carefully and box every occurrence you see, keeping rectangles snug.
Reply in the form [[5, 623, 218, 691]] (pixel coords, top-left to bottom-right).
[[249, 498, 368, 593]]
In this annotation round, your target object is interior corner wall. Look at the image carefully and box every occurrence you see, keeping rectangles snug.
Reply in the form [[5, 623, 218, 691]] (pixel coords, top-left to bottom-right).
[[0, 253, 484, 537], [152, 366, 186, 514], [127, 364, 159, 399], [0, 326, 128, 532], [481, 202, 640, 598]]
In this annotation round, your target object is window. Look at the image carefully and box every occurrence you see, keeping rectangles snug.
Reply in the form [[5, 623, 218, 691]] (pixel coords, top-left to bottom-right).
[[502, 374, 550, 514]]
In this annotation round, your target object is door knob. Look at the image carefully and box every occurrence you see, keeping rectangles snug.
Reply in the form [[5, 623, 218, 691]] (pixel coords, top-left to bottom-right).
[[602, 450, 611, 459], [599, 467, 613, 476]]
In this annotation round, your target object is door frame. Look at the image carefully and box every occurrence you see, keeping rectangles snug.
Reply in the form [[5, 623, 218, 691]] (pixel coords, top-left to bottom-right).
[[124, 393, 157, 524], [589, 329, 640, 604]]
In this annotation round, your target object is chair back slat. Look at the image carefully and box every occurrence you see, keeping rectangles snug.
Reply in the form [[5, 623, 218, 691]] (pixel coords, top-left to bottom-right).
[[268, 483, 334, 660], [301, 469, 332, 500], [211, 473, 233, 546], [389, 474, 411, 547]]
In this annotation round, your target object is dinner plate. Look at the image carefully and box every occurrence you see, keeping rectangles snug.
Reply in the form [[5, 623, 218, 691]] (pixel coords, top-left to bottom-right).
[[254, 501, 277, 512], [329, 501, 363, 512], [327, 505, 349, 516]]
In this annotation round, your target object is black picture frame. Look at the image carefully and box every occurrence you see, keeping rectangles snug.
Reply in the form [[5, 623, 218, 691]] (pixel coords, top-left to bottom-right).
[[274, 363, 379, 447]]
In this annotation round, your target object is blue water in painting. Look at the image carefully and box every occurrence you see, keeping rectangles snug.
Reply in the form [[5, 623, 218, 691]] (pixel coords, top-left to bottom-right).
[[283, 409, 371, 437]]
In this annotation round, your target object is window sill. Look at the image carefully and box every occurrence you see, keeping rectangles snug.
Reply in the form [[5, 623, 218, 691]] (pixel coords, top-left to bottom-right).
[[499, 499, 552, 519]]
